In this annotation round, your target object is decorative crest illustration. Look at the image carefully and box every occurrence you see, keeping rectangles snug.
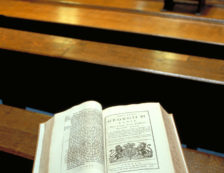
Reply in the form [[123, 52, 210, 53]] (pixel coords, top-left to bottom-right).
[[109, 142, 153, 163]]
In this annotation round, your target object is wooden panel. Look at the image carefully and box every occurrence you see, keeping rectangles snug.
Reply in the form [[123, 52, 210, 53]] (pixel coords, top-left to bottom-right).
[[0, 104, 49, 160], [0, 27, 73, 57], [0, 27, 224, 84], [34, 0, 165, 12], [183, 148, 224, 173], [0, 0, 224, 45], [0, 104, 224, 173]]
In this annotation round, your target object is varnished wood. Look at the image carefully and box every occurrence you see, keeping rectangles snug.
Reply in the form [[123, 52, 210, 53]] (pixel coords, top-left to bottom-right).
[[183, 148, 224, 173], [0, 104, 49, 160], [1, 104, 224, 173], [0, 27, 224, 84], [32, 0, 224, 20], [0, 0, 224, 45]]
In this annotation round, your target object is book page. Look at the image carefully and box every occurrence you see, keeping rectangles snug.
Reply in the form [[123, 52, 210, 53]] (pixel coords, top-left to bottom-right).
[[33, 117, 54, 173], [103, 103, 175, 173], [48, 101, 105, 173], [160, 108, 189, 173], [33, 123, 45, 173]]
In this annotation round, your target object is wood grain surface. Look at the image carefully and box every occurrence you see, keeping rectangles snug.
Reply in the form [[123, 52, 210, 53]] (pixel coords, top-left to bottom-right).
[[0, 104, 49, 160], [0, 0, 224, 45], [1, 27, 224, 84], [27, 0, 224, 20], [183, 148, 224, 173]]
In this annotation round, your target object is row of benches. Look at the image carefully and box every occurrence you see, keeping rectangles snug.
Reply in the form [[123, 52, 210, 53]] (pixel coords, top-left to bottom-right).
[[0, 0, 224, 169]]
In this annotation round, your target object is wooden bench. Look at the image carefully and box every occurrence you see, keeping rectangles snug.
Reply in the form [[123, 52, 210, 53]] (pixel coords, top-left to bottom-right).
[[14, 0, 224, 20], [0, 27, 223, 84], [0, 0, 224, 46], [0, 0, 224, 157], [0, 104, 224, 172]]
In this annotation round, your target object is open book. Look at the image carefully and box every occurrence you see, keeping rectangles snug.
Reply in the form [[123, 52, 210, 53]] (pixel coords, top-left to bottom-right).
[[33, 101, 189, 173]]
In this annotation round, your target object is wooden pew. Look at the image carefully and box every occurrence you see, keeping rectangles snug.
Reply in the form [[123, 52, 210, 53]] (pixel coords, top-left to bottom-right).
[[0, 25, 224, 153], [31, 0, 222, 19], [0, 27, 223, 84], [0, 104, 224, 173], [0, 0, 224, 46], [0, 0, 224, 156]]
